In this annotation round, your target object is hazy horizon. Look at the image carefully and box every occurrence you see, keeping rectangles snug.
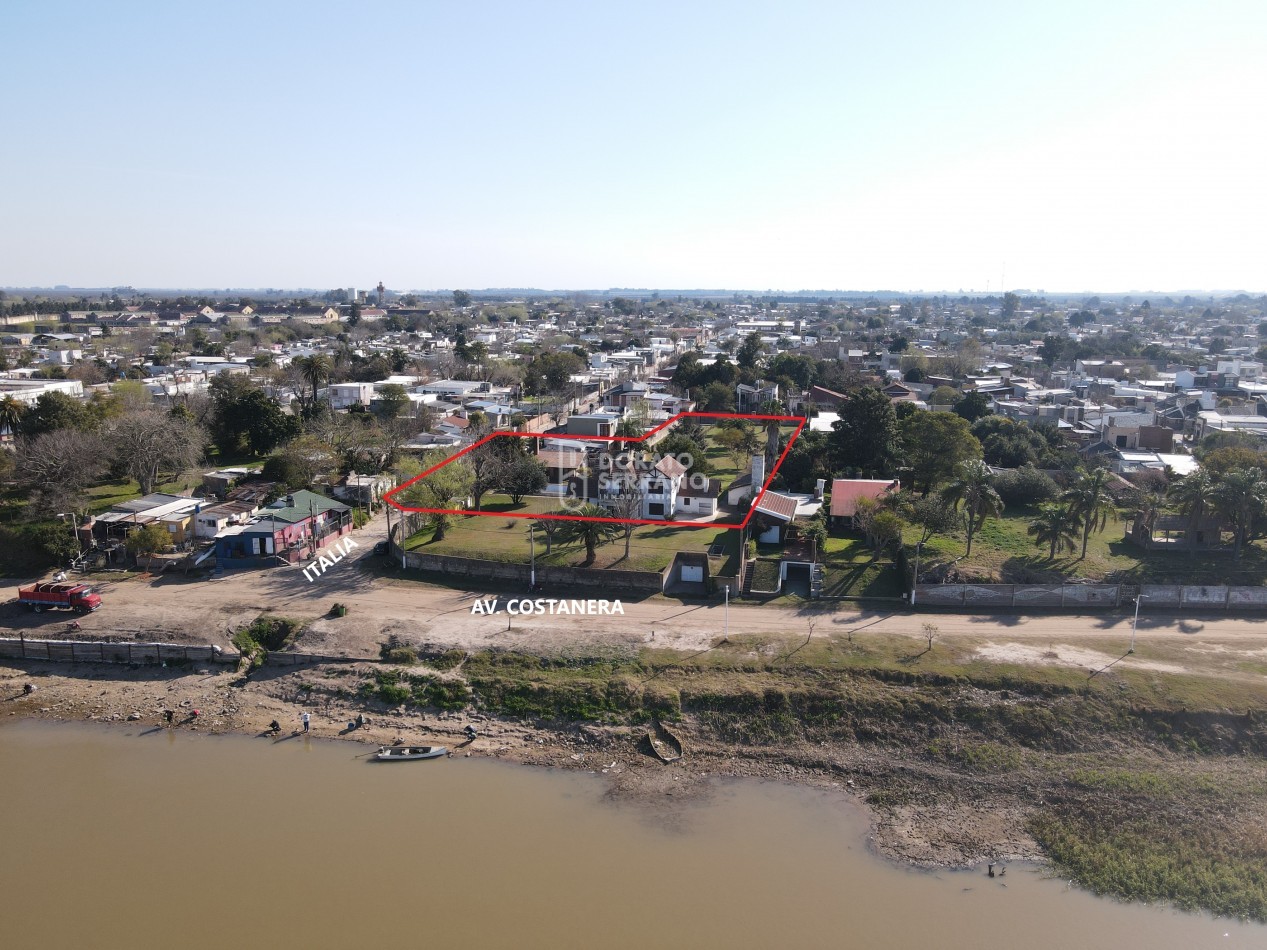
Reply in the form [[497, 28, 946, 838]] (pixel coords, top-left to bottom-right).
[[3, 1, 1264, 292], [3, 285, 1263, 300]]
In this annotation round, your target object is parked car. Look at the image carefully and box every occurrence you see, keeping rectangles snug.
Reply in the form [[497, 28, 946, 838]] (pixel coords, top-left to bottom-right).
[[373, 541, 390, 556]]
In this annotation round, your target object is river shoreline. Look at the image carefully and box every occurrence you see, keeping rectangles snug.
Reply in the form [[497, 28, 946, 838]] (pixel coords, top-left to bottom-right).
[[6, 643, 1267, 925], [2, 657, 1042, 869]]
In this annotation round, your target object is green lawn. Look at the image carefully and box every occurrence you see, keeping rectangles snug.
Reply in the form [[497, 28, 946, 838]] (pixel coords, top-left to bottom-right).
[[406, 514, 736, 574], [750, 558, 782, 592], [818, 533, 903, 598], [909, 505, 1267, 586], [400, 421, 798, 577], [699, 422, 800, 489]]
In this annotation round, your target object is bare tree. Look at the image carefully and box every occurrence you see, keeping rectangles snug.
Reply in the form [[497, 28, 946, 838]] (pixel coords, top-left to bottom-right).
[[607, 490, 644, 560], [17, 429, 109, 515], [109, 411, 206, 495]]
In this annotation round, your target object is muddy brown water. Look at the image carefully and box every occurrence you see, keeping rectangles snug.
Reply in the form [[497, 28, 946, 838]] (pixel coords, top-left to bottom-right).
[[1, 721, 1261, 949]]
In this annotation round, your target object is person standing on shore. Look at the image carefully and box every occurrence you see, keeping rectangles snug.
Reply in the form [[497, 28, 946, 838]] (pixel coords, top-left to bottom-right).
[[301, 712, 310, 733]]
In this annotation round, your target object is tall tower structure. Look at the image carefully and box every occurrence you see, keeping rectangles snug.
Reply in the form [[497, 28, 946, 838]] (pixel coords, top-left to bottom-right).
[[376, 282, 386, 306]]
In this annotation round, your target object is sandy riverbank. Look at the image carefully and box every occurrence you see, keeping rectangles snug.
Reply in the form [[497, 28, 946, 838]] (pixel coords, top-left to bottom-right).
[[1, 658, 1049, 868]]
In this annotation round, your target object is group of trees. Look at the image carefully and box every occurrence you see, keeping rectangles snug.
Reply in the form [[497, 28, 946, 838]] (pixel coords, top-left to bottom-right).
[[467, 438, 548, 509], [673, 341, 864, 415], [10, 390, 207, 516], [392, 443, 549, 542]]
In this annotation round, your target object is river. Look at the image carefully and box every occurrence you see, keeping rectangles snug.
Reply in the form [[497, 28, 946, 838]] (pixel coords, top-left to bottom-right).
[[0, 721, 1260, 949]]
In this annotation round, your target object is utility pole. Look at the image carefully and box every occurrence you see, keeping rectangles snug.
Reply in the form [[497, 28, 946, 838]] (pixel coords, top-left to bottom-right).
[[1129, 594, 1147, 653], [57, 512, 82, 556], [724, 583, 729, 638], [910, 541, 923, 606], [529, 523, 536, 589]]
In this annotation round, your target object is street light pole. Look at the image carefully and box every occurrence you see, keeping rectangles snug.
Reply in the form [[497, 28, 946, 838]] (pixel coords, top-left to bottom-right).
[[911, 541, 923, 606], [724, 583, 729, 638], [58, 512, 82, 559], [1129, 594, 1147, 654], [529, 523, 536, 589]]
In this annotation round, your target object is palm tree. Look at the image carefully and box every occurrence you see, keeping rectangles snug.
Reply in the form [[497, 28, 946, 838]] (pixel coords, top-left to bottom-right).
[[532, 512, 571, 556], [296, 354, 333, 406], [1062, 466, 1117, 560], [1210, 467, 1267, 560], [940, 460, 1002, 557], [0, 395, 24, 439], [1170, 469, 1213, 554], [558, 504, 623, 565], [1128, 488, 1168, 534], [1027, 503, 1077, 560]]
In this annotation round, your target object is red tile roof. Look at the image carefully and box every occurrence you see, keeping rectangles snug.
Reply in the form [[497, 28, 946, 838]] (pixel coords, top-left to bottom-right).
[[655, 455, 687, 479], [829, 479, 898, 518], [754, 490, 799, 522]]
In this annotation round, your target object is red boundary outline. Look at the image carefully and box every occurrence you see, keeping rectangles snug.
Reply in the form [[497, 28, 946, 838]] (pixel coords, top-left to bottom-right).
[[383, 412, 807, 530]]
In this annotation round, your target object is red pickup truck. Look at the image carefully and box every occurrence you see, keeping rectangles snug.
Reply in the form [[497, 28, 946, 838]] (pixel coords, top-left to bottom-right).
[[18, 582, 103, 613]]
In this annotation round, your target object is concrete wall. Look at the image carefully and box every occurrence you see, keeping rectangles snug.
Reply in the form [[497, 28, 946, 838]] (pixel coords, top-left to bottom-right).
[[916, 582, 1267, 612], [0, 638, 231, 665], [400, 549, 665, 593]]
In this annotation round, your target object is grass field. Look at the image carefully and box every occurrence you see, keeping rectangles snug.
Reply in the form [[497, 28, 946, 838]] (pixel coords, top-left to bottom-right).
[[405, 514, 738, 574], [402, 422, 804, 574], [909, 505, 1267, 586]]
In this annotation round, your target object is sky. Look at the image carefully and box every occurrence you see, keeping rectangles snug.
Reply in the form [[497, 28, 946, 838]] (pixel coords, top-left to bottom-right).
[[2, 0, 1265, 294]]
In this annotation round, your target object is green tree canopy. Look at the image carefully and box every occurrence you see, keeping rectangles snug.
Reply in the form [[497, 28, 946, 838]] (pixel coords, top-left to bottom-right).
[[828, 388, 901, 478], [940, 460, 1002, 557], [558, 504, 622, 565], [899, 411, 982, 494]]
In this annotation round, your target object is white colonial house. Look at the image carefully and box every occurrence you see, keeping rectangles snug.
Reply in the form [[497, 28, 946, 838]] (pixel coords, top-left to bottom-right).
[[599, 455, 689, 520]]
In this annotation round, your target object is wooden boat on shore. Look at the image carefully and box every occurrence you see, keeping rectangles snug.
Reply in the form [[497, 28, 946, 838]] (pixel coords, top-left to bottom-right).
[[645, 720, 683, 763], [373, 745, 448, 761]]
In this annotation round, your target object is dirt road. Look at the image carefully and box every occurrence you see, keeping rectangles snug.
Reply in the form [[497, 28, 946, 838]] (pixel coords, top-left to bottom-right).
[[6, 523, 1267, 677]]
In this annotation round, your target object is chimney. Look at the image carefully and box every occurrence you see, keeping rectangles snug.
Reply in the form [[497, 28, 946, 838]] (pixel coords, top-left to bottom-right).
[[751, 454, 765, 494], [815, 478, 825, 500]]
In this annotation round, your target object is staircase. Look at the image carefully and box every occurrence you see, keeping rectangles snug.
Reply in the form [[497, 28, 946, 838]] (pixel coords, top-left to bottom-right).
[[740, 560, 755, 595], [810, 563, 825, 599]]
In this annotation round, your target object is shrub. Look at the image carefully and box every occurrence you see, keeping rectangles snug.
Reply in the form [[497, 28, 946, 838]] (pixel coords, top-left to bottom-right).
[[378, 681, 411, 705], [232, 616, 303, 664], [352, 508, 370, 529], [994, 466, 1059, 507], [428, 649, 467, 671], [384, 646, 418, 665]]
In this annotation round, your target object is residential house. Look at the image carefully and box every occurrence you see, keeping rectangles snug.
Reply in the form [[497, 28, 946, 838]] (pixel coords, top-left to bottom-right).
[[538, 447, 586, 494], [597, 454, 688, 520], [332, 472, 395, 506], [193, 499, 260, 540], [566, 410, 623, 437], [751, 490, 799, 543], [92, 493, 200, 541], [213, 490, 353, 567], [725, 454, 767, 506], [676, 477, 720, 517], [736, 380, 779, 413], [828, 478, 900, 528], [328, 382, 375, 410], [437, 414, 473, 438], [202, 468, 253, 498]]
